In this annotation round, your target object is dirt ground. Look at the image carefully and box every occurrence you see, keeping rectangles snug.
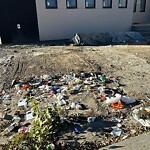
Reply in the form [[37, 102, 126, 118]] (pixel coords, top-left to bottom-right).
[[0, 44, 149, 99], [0, 44, 150, 149]]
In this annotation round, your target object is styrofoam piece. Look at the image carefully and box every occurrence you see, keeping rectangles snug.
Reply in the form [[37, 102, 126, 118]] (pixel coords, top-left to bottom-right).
[[56, 93, 64, 100], [13, 116, 21, 123], [70, 102, 76, 109], [76, 104, 83, 110], [111, 128, 122, 136], [133, 113, 150, 127], [2, 93, 11, 100], [18, 99, 27, 107], [57, 99, 66, 106], [112, 117, 121, 123], [26, 111, 34, 120]]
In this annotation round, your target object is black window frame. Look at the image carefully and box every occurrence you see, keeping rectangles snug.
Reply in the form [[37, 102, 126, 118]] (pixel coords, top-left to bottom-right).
[[140, 0, 146, 12], [45, 0, 58, 9], [103, 0, 112, 9], [118, 0, 128, 8], [133, 0, 137, 12], [66, 0, 77, 9], [85, 0, 96, 9]]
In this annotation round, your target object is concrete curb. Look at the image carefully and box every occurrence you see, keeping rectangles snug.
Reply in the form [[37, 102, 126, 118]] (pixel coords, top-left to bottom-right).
[[99, 132, 150, 150]]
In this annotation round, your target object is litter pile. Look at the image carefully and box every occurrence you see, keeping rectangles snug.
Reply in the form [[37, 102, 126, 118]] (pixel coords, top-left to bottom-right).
[[0, 71, 150, 149]]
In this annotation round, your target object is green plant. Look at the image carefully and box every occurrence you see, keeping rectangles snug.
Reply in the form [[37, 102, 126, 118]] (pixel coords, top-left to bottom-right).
[[30, 99, 60, 147], [7, 99, 60, 150]]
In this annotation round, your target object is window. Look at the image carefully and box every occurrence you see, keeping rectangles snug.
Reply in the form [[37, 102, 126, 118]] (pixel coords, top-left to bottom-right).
[[140, 0, 146, 12], [103, 0, 112, 8], [66, 0, 77, 8], [133, 0, 137, 12], [85, 0, 95, 8], [118, 0, 128, 8], [45, 0, 57, 8]]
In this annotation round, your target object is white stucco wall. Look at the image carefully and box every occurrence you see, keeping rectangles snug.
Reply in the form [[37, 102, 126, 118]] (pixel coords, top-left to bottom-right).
[[35, 0, 134, 41], [133, 0, 150, 23]]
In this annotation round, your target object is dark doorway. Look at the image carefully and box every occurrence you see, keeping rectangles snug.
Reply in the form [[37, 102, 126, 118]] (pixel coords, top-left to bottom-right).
[[0, 0, 39, 44], [0, 0, 12, 43]]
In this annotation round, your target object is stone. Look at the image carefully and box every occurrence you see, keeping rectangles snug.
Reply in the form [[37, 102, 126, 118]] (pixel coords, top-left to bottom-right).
[[0, 111, 6, 120]]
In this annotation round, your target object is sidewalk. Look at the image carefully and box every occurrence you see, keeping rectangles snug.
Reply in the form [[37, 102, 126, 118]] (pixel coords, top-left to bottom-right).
[[99, 132, 150, 150]]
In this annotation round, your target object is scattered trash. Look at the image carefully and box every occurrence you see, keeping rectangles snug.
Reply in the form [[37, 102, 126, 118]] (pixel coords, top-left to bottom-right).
[[145, 106, 150, 113], [25, 111, 34, 121], [70, 102, 83, 110], [111, 128, 122, 136], [133, 108, 150, 127], [17, 90, 23, 95], [80, 73, 85, 78], [15, 84, 21, 90], [75, 103, 83, 110], [21, 84, 30, 90], [112, 117, 121, 123], [57, 100, 66, 106], [2, 93, 11, 101], [122, 135, 128, 140], [87, 117, 96, 123], [18, 99, 27, 107], [133, 113, 150, 127], [2, 122, 16, 135], [47, 143, 55, 150], [7, 123, 15, 132], [0, 71, 146, 149], [29, 77, 42, 86], [70, 102, 76, 109], [18, 126, 29, 134], [50, 90, 54, 97], [98, 75, 109, 82], [13, 116, 21, 124], [117, 123, 122, 128], [66, 106, 70, 110], [100, 95, 106, 100], [73, 128, 80, 134], [111, 101, 123, 110]]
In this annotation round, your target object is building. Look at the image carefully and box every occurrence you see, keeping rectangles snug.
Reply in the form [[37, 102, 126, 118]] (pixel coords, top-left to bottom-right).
[[133, 0, 150, 23], [0, 0, 150, 44], [0, 0, 39, 44]]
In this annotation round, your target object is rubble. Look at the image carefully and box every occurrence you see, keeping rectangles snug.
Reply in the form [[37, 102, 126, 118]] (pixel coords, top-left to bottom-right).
[[145, 106, 150, 113], [72, 32, 145, 46], [133, 108, 150, 127], [0, 111, 6, 120]]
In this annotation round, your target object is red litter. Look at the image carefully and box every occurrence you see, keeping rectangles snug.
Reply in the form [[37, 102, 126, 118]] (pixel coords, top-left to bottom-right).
[[21, 84, 29, 90]]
